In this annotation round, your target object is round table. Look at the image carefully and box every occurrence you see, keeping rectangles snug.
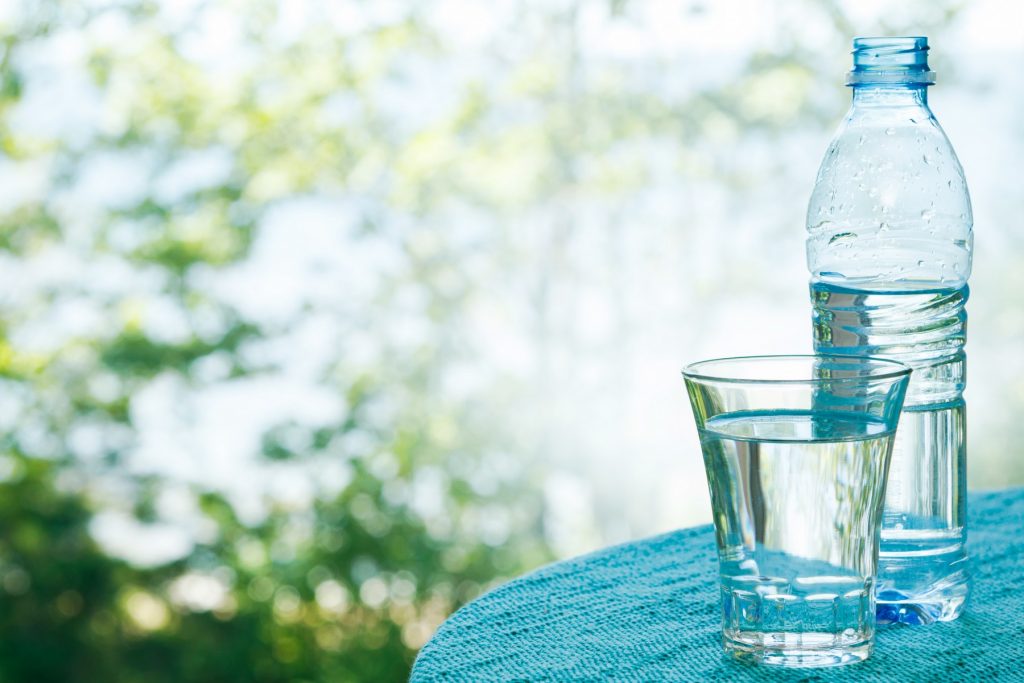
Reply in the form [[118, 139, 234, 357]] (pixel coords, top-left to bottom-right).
[[412, 489, 1024, 681]]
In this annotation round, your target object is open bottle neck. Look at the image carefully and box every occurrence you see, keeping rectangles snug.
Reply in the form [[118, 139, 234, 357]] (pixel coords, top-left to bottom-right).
[[847, 37, 934, 109]]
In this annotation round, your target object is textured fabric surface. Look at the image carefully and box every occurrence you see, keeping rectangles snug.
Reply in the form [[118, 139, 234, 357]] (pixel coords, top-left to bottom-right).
[[412, 489, 1024, 681]]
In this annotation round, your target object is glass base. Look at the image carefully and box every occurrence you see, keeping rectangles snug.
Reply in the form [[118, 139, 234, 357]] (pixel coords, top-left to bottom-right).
[[724, 631, 871, 668]]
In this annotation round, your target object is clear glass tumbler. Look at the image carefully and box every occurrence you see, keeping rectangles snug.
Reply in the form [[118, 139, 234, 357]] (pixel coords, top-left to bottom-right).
[[682, 355, 910, 668]]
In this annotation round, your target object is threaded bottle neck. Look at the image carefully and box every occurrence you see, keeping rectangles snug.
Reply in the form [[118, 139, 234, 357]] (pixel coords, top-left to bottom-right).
[[847, 37, 935, 87]]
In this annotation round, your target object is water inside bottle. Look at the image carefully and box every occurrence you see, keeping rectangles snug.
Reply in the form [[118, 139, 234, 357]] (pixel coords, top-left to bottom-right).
[[810, 280, 969, 623]]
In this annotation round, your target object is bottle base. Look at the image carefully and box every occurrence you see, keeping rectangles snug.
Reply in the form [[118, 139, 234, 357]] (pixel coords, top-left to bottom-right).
[[876, 527, 969, 625], [875, 576, 969, 625]]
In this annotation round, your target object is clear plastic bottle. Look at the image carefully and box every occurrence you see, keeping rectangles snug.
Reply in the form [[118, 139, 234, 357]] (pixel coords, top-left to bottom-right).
[[806, 37, 973, 624]]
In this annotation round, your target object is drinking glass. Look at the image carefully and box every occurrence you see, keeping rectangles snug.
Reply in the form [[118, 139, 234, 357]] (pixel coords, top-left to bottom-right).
[[682, 355, 910, 667]]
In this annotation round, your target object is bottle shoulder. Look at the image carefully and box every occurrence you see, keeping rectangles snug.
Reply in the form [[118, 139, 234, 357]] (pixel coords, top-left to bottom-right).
[[806, 106, 973, 283], [807, 111, 973, 232]]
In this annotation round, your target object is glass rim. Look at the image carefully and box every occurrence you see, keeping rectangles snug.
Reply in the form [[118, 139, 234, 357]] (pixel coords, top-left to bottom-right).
[[681, 353, 912, 386]]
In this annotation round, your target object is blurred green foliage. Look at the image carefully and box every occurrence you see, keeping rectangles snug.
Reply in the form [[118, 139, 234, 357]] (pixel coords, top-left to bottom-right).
[[0, 1, 556, 680]]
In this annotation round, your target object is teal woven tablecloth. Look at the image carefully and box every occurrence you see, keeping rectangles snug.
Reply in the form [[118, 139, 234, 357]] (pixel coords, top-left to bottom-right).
[[412, 489, 1024, 681]]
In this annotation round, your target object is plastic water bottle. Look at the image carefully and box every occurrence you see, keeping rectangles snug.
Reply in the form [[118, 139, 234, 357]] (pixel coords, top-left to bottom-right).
[[806, 37, 972, 624]]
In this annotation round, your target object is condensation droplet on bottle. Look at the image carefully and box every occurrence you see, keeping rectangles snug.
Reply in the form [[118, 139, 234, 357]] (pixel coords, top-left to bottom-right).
[[885, 128, 896, 136], [917, 260, 925, 267], [921, 209, 935, 221], [922, 154, 930, 165]]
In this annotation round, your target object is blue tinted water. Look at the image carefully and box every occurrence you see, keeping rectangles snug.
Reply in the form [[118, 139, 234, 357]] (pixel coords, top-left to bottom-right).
[[810, 281, 969, 623]]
